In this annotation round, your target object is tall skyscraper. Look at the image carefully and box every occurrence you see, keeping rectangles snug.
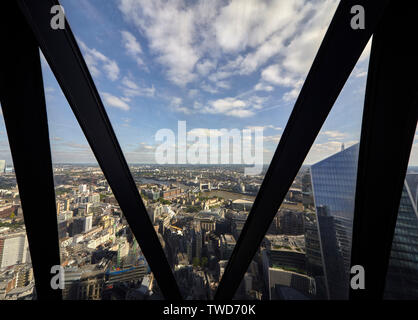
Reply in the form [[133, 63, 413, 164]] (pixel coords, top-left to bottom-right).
[[311, 143, 359, 299], [311, 144, 418, 300], [384, 173, 418, 299]]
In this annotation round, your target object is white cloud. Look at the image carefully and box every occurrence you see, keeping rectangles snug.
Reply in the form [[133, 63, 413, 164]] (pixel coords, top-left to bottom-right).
[[118, 0, 201, 86], [121, 76, 155, 97], [200, 83, 218, 94], [283, 88, 301, 102], [247, 0, 338, 102], [355, 71, 367, 78], [246, 125, 282, 131], [78, 39, 120, 81], [210, 0, 337, 81], [222, 1, 314, 75], [261, 64, 298, 87], [281, 1, 338, 75], [304, 140, 358, 164], [320, 130, 348, 140], [216, 81, 230, 90], [263, 134, 281, 143], [121, 30, 142, 55], [208, 70, 232, 83], [171, 97, 182, 107], [260, 64, 303, 101], [353, 66, 368, 78], [170, 97, 192, 114], [122, 77, 138, 90], [247, 95, 268, 110], [196, 59, 216, 76], [226, 109, 255, 118], [117, 0, 341, 92], [102, 60, 120, 81], [202, 97, 254, 118], [124, 142, 157, 163], [214, 0, 304, 53], [166, 93, 270, 118], [121, 30, 146, 68], [188, 128, 224, 138], [101, 92, 131, 111], [254, 82, 274, 92]]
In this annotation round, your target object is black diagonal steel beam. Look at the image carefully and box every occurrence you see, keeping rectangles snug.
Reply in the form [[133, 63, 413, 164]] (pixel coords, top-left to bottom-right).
[[0, 1, 61, 300], [350, 1, 418, 300], [215, 0, 389, 300], [17, 0, 181, 299]]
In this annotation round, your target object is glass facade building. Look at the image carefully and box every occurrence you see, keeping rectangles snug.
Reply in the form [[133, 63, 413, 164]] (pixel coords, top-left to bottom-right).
[[312, 144, 418, 300], [384, 173, 418, 299], [311, 143, 359, 300]]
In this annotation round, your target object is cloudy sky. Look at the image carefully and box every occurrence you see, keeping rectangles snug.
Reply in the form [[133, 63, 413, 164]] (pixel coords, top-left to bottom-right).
[[0, 0, 416, 165]]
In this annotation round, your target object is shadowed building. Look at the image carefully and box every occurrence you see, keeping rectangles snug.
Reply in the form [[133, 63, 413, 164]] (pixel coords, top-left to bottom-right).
[[384, 173, 418, 299]]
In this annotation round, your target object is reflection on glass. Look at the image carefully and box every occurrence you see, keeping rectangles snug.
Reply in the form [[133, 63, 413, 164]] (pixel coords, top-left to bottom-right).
[[384, 130, 418, 299], [311, 143, 359, 299]]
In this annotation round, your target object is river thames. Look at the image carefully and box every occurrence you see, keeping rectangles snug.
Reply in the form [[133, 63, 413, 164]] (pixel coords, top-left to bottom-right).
[[138, 178, 256, 201]]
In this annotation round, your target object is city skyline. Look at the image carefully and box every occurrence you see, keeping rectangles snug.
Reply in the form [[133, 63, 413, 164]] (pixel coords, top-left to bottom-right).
[[1, 133, 417, 300]]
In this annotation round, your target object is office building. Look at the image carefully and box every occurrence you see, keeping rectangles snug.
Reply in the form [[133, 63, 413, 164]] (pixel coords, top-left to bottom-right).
[[311, 143, 359, 299], [88, 193, 100, 204], [384, 173, 418, 299], [220, 234, 235, 260], [312, 143, 418, 300], [269, 248, 306, 272], [268, 268, 315, 299], [70, 215, 93, 236], [79, 184, 88, 193], [278, 211, 304, 235], [0, 232, 30, 268]]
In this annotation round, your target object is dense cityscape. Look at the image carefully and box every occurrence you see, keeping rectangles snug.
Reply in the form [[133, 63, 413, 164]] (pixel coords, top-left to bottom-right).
[[1, 143, 417, 300], [0, 155, 325, 300]]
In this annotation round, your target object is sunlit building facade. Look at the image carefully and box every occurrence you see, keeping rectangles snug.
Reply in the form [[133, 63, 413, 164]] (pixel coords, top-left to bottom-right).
[[311, 143, 359, 299]]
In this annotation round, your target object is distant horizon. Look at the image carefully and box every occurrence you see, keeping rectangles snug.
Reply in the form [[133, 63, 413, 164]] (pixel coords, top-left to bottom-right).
[[3, 162, 417, 169]]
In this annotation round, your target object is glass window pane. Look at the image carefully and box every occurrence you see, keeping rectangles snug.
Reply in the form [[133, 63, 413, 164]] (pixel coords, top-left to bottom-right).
[[44, 0, 367, 300], [384, 126, 418, 299]]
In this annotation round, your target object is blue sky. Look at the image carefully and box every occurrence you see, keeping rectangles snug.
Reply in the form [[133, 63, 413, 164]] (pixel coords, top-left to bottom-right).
[[0, 0, 416, 165]]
